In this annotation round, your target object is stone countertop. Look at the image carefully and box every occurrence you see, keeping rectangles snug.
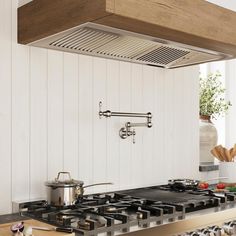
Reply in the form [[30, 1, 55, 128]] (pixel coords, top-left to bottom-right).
[[199, 163, 219, 172], [0, 213, 29, 224]]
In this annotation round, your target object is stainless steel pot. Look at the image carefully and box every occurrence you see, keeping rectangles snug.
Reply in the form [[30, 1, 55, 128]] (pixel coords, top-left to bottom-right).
[[45, 172, 112, 206]]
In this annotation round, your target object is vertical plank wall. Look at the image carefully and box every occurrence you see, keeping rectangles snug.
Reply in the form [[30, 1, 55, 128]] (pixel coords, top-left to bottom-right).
[[225, 60, 236, 147], [0, 0, 199, 214]]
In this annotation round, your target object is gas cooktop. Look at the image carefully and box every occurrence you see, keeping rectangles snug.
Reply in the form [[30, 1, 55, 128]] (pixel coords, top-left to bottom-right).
[[17, 184, 236, 236]]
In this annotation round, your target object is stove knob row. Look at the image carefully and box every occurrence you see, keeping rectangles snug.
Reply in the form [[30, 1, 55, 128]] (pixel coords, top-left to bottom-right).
[[222, 221, 236, 235], [175, 221, 236, 236]]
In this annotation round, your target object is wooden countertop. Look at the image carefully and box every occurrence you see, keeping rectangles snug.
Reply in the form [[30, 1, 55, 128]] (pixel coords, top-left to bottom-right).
[[0, 219, 75, 236]]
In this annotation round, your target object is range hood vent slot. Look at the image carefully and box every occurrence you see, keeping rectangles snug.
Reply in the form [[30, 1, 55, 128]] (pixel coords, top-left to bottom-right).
[[30, 23, 228, 69], [136, 47, 190, 66], [49, 28, 120, 53]]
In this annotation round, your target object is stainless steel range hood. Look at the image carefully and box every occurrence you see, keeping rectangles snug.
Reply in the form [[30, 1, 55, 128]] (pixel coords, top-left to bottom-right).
[[30, 23, 231, 69], [18, 0, 236, 69]]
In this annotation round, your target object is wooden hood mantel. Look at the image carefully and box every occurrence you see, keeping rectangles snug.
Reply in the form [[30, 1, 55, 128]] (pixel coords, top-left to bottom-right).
[[18, 0, 236, 68]]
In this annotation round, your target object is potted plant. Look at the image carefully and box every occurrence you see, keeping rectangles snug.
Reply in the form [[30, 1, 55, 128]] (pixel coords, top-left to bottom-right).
[[199, 71, 231, 163]]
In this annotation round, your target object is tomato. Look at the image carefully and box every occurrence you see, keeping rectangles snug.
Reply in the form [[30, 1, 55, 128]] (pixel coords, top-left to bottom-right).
[[198, 182, 209, 189], [216, 183, 226, 189]]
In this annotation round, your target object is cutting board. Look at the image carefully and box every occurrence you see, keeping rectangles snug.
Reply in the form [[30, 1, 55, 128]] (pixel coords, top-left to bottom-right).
[[0, 219, 75, 236]]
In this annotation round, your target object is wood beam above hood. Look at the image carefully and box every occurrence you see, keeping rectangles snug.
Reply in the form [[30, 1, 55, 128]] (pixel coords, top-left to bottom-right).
[[18, 0, 236, 58], [18, 0, 113, 44]]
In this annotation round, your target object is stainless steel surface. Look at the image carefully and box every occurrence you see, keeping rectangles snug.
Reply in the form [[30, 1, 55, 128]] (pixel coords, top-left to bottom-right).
[[23, 205, 236, 236], [46, 184, 78, 206], [83, 182, 113, 189], [45, 171, 84, 187], [12, 199, 46, 213], [119, 122, 136, 143], [128, 122, 151, 127], [99, 101, 152, 143], [31, 226, 57, 231], [99, 102, 152, 120], [46, 172, 113, 206], [178, 223, 234, 236], [169, 209, 236, 236], [29, 22, 233, 69], [16, 192, 236, 236], [55, 171, 71, 182], [46, 171, 84, 206], [223, 222, 236, 235], [31, 226, 74, 233], [76, 182, 113, 196], [103, 112, 151, 118], [168, 179, 200, 189]]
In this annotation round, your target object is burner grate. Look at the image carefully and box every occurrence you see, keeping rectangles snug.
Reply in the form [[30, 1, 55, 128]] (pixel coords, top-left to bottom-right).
[[19, 186, 236, 236]]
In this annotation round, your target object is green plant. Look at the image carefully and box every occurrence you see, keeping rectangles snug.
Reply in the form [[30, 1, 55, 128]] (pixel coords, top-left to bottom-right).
[[199, 71, 231, 119]]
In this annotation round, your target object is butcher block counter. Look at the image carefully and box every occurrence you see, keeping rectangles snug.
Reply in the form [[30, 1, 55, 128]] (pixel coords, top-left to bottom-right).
[[0, 219, 75, 236]]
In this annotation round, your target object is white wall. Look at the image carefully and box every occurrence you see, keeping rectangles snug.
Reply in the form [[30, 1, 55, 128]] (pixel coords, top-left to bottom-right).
[[207, 0, 236, 12], [18, 0, 32, 7], [0, 0, 200, 214], [225, 60, 236, 147]]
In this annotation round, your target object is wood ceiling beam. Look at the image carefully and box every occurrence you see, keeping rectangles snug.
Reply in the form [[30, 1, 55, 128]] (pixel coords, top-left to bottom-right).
[[18, 0, 236, 57], [18, 0, 111, 44]]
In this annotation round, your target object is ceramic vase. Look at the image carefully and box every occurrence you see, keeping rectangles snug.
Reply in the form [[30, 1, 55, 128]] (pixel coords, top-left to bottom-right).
[[219, 162, 236, 183], [199, 115, 218, 163]]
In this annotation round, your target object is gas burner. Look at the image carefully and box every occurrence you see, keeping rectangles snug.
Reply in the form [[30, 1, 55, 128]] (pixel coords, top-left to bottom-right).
[[101, 205, 128, 214]]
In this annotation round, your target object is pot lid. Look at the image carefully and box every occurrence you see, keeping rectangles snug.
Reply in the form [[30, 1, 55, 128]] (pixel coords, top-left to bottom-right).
[[45, 172, 84, 187]]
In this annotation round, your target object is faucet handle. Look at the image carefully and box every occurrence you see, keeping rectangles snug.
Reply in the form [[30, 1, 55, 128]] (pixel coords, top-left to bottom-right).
[[99, 101, 103, 119], [132, 129, 136, 144]]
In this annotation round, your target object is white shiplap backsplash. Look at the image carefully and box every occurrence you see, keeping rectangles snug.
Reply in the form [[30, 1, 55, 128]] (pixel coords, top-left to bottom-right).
[[0, 0, 200, 214]]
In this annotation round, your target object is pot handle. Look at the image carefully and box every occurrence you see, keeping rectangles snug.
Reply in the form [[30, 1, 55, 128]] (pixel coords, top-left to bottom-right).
[[55, 172, 72, 182], [83, 182, 113, 189]]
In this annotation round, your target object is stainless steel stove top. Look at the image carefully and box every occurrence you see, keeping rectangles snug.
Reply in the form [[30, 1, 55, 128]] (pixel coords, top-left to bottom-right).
[[14, 185, 236, 236]]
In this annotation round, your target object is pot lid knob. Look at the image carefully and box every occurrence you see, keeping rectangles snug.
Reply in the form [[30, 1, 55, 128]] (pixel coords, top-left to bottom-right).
[[55, 172, 72, 182]]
